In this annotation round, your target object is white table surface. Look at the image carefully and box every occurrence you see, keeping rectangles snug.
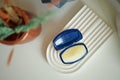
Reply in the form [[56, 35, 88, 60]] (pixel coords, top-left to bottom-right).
[[0, 0, 120, 80]]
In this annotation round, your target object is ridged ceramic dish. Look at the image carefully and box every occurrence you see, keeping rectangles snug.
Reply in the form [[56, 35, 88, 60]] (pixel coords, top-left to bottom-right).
[[46, 5, 113, 74]]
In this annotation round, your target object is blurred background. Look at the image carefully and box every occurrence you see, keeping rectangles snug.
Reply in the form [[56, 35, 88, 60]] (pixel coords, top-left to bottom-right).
[[0, 0, 120, 80]]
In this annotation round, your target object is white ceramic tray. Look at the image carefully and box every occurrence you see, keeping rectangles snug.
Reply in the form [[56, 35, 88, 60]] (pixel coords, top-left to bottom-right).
[[46, 5, 113, 74]]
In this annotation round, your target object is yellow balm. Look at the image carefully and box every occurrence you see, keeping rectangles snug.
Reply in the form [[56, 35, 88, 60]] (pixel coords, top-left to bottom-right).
[[60, 44, 87, 64]]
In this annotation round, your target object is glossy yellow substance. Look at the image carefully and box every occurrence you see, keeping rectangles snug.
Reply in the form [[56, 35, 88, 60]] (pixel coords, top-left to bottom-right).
[[62, 45, 86, 63]]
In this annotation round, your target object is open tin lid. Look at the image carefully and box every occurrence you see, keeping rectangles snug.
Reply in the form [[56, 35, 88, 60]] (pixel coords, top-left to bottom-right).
[[60, 43, 88, 64], [53, 29, 88, 64], [53, 29, 83, 50]]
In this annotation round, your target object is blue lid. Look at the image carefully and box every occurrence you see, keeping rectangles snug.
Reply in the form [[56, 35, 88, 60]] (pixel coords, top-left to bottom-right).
[[53, 29, 83, 50]]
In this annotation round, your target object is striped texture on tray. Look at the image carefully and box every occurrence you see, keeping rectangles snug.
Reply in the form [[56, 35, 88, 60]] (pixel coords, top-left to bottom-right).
[[46, 5, 113, 73]]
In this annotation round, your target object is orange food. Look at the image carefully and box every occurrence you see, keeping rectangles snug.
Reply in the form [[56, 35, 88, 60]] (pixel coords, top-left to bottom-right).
[[12, 6, 30, 24], [0, 9, 10, 20], [47, 0, 60, 8], [7, 48, 14, 66], [4, 0, 9, 4]]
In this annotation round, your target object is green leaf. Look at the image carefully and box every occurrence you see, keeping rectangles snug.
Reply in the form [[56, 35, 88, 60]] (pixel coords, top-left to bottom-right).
[[0, 19, 4, 26], [15, 10, 55, 33], [15, 18, 40, 33], [0, 27, 15, 40]]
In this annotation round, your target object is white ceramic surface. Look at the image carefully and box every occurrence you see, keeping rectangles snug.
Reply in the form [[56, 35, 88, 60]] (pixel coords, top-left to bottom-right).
[[116, 14, 120, 38], [110, 0, 120, 39]]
